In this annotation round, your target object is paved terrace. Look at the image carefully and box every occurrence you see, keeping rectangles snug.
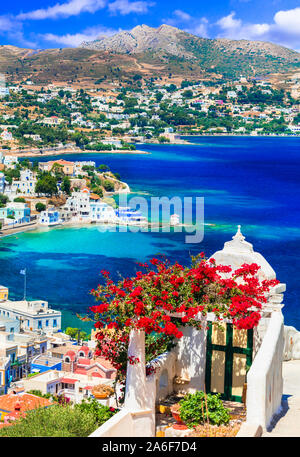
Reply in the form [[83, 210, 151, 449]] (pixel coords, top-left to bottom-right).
[[263, 360, 300, 437]]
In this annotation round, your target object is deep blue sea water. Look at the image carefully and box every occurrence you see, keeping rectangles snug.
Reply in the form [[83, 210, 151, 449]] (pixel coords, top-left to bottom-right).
[[1, 136, 300, 331]]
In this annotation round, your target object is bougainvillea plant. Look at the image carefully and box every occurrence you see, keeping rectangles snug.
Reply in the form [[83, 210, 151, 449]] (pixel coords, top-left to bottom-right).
[[87, 253, 279, 403]]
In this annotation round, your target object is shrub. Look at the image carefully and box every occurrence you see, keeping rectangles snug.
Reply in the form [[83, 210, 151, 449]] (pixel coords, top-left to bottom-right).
[[75, 398, 117, 426], [103, 180, 114, 192], [0, 404, 98, 437], [179, 391, 231, 428], [13, 197, 26, 203], [35, 202, 46, 212]]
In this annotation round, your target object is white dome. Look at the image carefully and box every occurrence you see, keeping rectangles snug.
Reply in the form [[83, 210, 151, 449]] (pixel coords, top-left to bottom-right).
[[211, 226, 276, 281]]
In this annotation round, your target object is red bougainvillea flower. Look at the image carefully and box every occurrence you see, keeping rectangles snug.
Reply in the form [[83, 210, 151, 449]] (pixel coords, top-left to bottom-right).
[[87, 254, 279, 384]]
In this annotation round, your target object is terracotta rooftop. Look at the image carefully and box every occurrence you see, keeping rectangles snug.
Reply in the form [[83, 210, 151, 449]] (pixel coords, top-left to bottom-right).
[[0, 393, 54, 414], [77, 357, 91, 365], [50, 345, 77, 355], [89, 193, 100, 200], [60, 378, 79, 384], [95, 356, 116, 371]]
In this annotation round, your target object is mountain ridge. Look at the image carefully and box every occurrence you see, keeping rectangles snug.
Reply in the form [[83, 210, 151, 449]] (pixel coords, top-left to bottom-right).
[[0, 24, 299, 83]]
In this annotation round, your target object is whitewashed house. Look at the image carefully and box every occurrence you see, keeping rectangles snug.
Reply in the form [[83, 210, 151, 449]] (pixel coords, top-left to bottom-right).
[[0, 288, 61, 334], [60, 188, 91, 221], [0, 172, 5, 193], [90, 201, 118, 223], [8, 169, 36, 196], [39, 208, 61, 227], [3, 156, 18, 169]]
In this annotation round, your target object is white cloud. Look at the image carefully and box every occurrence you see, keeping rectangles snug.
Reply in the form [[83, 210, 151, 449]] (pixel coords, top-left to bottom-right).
[[17, 0, 107, 21], [0, 15, 37, 48], [274, 7, 300, 35], [216, 8, 300, 50], [40, 25, 118, 46], [0, 15, 15, 32], [173, 10, 192, 22], [164, 10, 209, 38], [108, 0, 155, 15], [216, 12, 270, 40]]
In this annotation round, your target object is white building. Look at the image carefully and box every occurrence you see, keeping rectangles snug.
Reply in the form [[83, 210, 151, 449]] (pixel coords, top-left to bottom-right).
[[39, 208, 62, 226], [90, 201, 118, 223], [0, 289, 61, 334], [3, 156, 18, 169], [8, 169, 36, 196], [18, 369, 114, 404], [60, 188, 90, 221], [0, 130, 13, 141], [0, 172, 5, 193]]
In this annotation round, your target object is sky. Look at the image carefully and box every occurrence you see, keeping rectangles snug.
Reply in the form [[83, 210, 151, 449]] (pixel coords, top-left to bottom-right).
[[0, 0, 299, 51]]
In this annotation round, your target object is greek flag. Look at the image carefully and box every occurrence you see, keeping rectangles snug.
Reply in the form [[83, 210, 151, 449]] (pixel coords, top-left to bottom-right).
[[20, 269, 26, 275]]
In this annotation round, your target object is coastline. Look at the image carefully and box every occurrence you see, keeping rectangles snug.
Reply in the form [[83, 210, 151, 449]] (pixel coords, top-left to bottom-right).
[[0, 221, 39, 238], [1, 148, 151, 158], [179, 134, 300, 139]]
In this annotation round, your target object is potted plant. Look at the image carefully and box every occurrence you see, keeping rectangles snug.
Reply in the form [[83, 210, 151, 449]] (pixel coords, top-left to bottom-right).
[[178, 391, 231, 429], [92, 385, 114, 399], [170, 403, 183, 424]]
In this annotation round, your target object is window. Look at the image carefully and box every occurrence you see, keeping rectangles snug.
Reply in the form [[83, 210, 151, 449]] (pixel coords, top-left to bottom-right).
[[53, 319, 57, 327], [46, 320, 49, 327], [38, 320, 42, 329]]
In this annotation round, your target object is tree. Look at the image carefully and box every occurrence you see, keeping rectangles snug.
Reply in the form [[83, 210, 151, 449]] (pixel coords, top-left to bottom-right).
[[51, 163, 64, 179], [0, 194, 8, 208], [14, 197, 26, 203], [98, 164, 110, 172], [61, 176, 71, 195], [35, 202, 46, 212], [103, 180, 114, 192], [182, 90, 193, 99], [91, 187, 103, 198], [65, 327, 88, 340], [35, 175, 58, 196]]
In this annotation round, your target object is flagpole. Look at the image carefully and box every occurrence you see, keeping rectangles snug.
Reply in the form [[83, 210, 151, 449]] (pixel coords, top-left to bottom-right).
[[23, 269, 26, 301]]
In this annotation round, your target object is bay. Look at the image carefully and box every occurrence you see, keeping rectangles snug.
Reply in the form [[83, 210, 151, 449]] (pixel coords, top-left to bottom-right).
[[1, 136, 299, 331]]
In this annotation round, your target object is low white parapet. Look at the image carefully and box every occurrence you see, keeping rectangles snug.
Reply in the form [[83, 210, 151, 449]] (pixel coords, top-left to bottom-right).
[[89, 407, 154, 437], [246, 311, 284, 431], [236, 422, 263, 437]]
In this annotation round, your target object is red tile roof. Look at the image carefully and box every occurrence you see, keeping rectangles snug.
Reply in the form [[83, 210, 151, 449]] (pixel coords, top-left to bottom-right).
[[77, 357, 91, 365], [60, 378, 79, 384], [0, 393, 54, 414], [78, 346, 90, 355]]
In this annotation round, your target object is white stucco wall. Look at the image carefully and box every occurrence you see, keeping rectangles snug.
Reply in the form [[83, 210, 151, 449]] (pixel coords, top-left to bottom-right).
[[173, 324, 207, 393], [283, 326, 300, 360], [246, 311, 284, 431]]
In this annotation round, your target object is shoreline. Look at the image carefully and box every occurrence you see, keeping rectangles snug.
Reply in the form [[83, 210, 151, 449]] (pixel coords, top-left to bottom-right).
[[180, 134, 300, 139], [2, 135, 299, 158], [0, 222, 39, 238], [1, 148, 150, 158], [0, 218, 205, 240]]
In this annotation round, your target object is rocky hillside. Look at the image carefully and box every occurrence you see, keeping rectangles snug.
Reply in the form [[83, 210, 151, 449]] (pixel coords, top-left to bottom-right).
[[81, 24, 194, 58], [81, 24, 300, 77], [0, 24, 299, 84]]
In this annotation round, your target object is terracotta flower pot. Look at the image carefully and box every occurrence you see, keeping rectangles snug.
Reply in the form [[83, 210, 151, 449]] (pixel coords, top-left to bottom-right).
[[173, 424, 188, 430], [171, 406, 183, 424], [93, 393, 109, 399]]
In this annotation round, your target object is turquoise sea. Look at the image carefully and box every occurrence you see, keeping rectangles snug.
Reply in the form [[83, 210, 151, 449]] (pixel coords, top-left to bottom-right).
[[1, 136, 300, 331]]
